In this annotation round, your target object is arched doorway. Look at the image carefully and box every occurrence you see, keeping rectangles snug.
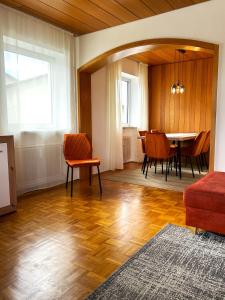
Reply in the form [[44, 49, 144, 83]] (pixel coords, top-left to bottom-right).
[[78, 38, 218, 171]]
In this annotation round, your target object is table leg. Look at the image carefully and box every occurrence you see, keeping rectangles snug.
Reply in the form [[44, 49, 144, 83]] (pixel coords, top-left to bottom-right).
[[178, 141, 182, 179]]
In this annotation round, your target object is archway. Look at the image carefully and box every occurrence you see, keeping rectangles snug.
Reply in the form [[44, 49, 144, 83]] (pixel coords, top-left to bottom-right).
[[77, 38, 218, 172]]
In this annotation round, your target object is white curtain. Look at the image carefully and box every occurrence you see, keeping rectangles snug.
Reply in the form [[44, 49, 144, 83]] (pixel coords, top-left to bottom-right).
[[106, 61, 123, 170], [138, 63, 149, 130], [0, 5, 76, 194]]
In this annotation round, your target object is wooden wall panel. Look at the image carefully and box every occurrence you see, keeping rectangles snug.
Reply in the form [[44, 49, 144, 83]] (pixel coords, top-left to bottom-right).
[[78, 72, 92, 137], [0, 0, 209, 35], [148, 58, 213, 133]]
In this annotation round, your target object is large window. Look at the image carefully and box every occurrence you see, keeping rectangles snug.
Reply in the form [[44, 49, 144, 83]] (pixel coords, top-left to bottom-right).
[[3, 36, 71, 132], [4, 51, 52, 129], [121, 77, 131, 125]]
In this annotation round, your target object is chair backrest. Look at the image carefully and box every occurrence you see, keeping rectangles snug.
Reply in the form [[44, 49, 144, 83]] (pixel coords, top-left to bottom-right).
[[64, 133, 92, 160], [145, 133, 171, 159], [150, 129, 161, 133], [202, 130, 210, 153], [192, 131, 207, 156], [139, 130, 147, 153]]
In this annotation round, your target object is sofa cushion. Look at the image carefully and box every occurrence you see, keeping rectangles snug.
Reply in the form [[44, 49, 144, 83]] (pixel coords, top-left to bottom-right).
[[184, 172, 225, 214]]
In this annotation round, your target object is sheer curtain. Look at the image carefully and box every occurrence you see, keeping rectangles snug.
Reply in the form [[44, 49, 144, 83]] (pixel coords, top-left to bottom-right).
[[0, 5, 76, 194], [106, 61, 123, 170], [138, 63, 149, 130]]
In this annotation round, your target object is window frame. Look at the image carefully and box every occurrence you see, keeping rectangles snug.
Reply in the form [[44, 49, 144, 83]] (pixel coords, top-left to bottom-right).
[[121, 76, 131, 127]]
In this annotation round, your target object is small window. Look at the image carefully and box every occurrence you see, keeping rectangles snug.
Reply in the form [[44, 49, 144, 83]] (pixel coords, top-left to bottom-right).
[[121, 77, 131, 125]]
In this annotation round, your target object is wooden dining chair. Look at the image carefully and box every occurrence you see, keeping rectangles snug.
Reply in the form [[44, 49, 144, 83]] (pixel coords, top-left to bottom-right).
[[139, 130, 148, 174], [63, 133, 102, 197], [201, 130, 210, 170], [145, 133, 177, 181], [181, 131, 207, 177]]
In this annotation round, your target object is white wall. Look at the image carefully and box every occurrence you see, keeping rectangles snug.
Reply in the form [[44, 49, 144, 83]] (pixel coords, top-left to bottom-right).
[[121, 58, 139, 76], [78, 0, 225, 171]]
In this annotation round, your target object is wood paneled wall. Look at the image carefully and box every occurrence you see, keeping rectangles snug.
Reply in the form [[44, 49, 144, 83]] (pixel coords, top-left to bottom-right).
[[148, 58, 213, 133]]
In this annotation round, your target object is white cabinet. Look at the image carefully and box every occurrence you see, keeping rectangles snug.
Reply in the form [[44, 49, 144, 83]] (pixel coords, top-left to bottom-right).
[[0, 136, 17, 216], [0, 143, 11, 208]]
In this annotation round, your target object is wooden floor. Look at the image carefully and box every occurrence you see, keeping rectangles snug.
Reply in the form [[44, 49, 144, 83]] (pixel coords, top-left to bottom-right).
[[0, 167, 185, 299]]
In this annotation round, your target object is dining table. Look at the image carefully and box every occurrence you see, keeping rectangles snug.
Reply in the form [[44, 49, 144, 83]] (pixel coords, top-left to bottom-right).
[[138, 132, 198, 179]]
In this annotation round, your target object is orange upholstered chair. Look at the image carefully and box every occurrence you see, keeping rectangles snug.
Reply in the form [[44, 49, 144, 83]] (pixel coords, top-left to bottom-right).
[[201, 130, 210, 169], [64, 133, 102, 197], [139, 130, 148, 173], [181, 131, 207, 177], [145, 133, 176, 181]]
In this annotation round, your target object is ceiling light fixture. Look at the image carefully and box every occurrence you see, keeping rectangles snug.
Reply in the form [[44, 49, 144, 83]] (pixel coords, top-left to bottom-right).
[[171, 49, 186, 95]]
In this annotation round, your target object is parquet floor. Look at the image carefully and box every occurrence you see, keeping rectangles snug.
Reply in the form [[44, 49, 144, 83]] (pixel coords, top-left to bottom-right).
[[0, 165, 185, 300]]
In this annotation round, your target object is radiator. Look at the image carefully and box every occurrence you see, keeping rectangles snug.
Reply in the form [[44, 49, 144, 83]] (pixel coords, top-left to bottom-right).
[[123, 136, 131, 163]]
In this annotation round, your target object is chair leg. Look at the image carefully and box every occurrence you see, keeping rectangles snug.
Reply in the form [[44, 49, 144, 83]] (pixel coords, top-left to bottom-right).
[[195, 157, 200, 174], [161, 160, 164, 174], [89, 166, 92, 186], [175, 156, 178, 176], [201, 153, 207, 171], [155, 160, 157, 174], [97, 165, 102, 195], [150, 159, 152, 168], [145, 158, 150, 179], [66, 165, 69, 189], [141, 155, 146, 171], [190, 157, 195, 178], [204, 153, 209, 170], [165, 159, 168, 181], [71, 167, 74, 197], [195, 157, 201, 174], [142, 155, 147, 174]]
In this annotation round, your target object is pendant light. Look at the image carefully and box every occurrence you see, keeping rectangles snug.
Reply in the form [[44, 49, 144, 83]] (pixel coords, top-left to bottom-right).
[[171, 49, 186, 94]]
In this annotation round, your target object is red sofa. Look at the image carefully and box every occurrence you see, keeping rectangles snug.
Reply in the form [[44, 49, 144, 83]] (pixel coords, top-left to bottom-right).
[[184, 172, 225, 235]]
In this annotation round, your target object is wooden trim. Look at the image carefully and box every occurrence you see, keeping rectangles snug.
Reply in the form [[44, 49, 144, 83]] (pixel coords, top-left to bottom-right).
[[0, 135, 17, 216], [77, 72, 92, 179], [78, 72, 92, 136], [209, 45, 219, 171], [77, 38, 219, 174], [78, 38, 217, 73]]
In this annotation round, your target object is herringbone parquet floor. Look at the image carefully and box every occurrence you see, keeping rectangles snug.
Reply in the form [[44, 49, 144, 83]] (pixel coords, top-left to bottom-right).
[[0, 169, 185, 300]]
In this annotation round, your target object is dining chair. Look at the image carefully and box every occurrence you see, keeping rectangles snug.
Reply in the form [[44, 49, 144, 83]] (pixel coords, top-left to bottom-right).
[[150, 129, 161, 133], [181, 131, 207, 177], [201, 130, 210, 170], [145, 133, 177, 181], [63, 133, 102, 197], [139, 130, 148, 174]]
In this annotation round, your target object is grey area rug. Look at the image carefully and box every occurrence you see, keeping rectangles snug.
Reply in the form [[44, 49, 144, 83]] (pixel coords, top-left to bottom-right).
[[104, 166, 207, 192], [86, 224, 225, 300]]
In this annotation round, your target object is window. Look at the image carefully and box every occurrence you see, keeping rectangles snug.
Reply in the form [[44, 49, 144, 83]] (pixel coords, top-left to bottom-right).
[[121, 77, 131, 125], [3, 36, 71, 132], [4, 51, 52, 128]]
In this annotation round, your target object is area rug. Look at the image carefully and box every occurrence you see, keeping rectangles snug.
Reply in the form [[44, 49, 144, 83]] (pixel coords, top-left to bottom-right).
[[103, 167, 207, 192], [86, 224, 225, 299]]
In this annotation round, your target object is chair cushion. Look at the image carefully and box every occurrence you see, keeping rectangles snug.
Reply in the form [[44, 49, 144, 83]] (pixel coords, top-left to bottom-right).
[[66, 158, 100, 167], [184, 172, 225, 214]]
